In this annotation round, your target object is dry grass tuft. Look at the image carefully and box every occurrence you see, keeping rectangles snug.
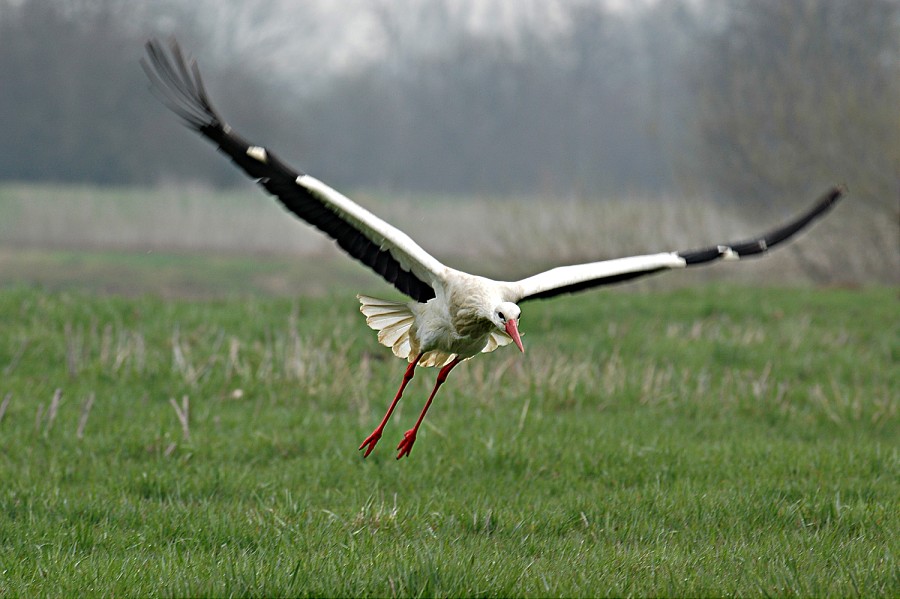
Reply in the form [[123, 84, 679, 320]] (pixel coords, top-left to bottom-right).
[[1, 183, 894, 287]]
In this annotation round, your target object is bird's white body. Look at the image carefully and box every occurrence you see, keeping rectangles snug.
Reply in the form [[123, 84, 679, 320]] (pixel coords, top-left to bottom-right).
[[359, 275, 517, 368], [302, 172, 693, 367], [142, 39, 843, 459]]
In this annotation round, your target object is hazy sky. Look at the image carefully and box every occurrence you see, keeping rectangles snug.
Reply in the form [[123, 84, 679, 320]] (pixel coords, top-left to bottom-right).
[[160, 0, 634, 93]]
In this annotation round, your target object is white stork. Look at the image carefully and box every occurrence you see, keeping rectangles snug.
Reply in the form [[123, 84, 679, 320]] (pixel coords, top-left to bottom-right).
[[142, 39, 844, 459]]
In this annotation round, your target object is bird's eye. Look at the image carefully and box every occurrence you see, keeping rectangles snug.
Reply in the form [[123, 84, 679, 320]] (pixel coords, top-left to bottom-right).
[[497, 311, 506, 322]]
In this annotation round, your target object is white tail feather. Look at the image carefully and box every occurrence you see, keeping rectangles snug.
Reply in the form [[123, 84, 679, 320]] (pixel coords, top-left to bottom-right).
[[378, 324, 408, 348], [419, 350, 456, 368], [358, 295, 415, 360]]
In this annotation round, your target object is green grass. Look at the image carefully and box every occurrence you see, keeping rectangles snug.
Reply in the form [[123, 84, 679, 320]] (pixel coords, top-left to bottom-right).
[[0, 284, 897, 596]]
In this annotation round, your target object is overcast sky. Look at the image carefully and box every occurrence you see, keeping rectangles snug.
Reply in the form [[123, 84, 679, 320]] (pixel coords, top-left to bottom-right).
[[151, 0, 645, 94]]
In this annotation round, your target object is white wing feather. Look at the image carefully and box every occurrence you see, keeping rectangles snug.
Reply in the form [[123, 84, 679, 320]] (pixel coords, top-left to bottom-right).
[[510, 252, 687, 300], [298, 175, 449, 288]]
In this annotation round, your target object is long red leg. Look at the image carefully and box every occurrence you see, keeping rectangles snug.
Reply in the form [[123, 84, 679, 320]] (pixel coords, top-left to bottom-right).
[[359, 353, 422, 457], [396, 357, 463, 460]]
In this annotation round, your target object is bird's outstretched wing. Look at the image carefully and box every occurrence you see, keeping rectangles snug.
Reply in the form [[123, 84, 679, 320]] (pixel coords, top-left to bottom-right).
[[511, 187, 844, 302], [141, 38, 447, 302]]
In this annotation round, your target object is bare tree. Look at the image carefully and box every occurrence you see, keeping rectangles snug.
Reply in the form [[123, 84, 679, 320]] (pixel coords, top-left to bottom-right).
[[298, 1, 694, 196], [689, 0, 900, 209]]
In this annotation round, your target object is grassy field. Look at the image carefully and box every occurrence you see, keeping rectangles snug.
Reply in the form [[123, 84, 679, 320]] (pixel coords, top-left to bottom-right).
[[2, 181, 897, 287], [0, 282, 896, 596]]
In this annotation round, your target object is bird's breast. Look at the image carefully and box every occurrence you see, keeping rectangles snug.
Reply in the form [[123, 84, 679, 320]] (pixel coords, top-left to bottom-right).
[[413, 298, 493, 358], [451, 306, 493, 340]]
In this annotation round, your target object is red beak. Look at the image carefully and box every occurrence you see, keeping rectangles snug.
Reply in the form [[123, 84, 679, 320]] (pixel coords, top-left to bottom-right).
[[505, 318, 525, 353]]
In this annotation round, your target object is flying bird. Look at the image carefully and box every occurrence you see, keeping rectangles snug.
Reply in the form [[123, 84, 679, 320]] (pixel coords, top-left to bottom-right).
[[141, 39, 844, 459]]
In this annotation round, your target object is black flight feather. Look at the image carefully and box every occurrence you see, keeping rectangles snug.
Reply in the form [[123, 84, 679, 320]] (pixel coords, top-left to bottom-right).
[[520, 186, 844, 302], [141, 38, 436, 303]]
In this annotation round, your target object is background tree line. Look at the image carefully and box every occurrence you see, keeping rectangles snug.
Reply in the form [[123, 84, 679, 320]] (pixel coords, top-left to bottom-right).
[[0, 0, 897, 209]]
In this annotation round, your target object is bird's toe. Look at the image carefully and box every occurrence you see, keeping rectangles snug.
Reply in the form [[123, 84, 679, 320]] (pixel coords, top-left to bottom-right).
[[359, 429, 383, 457], [395, 430, 417, 459]]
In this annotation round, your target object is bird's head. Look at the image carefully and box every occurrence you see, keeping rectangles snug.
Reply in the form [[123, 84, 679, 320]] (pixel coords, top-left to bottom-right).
[[491, 301, 524, 353]]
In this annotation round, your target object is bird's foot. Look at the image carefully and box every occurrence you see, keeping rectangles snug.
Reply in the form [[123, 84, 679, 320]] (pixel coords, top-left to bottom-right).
[[395, 429, 417, 460], [359, 429, 383, 458]]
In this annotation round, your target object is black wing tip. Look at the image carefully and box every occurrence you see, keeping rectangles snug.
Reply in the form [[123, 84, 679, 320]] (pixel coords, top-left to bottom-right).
[[141, 37, 222, 133], [142, 36, 307, 180], [818, 183, 846, 211], [788, 183, 846, 231], [785, 183, 846, 230], [678, 185, 844, 265]]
